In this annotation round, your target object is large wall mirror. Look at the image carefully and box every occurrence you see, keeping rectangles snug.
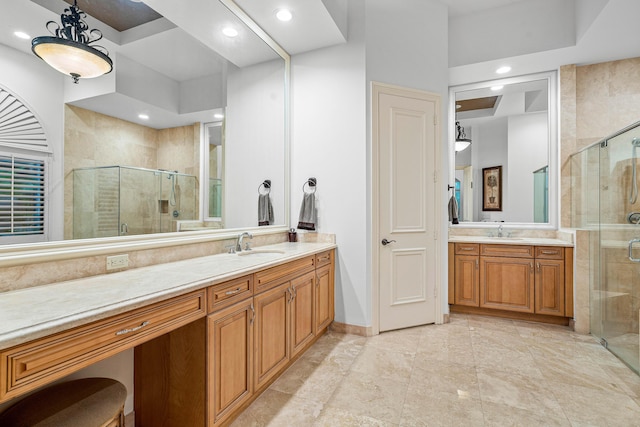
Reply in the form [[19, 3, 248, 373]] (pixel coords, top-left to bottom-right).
[[0, 0, 289, 251], [449, 71, 558, 228]]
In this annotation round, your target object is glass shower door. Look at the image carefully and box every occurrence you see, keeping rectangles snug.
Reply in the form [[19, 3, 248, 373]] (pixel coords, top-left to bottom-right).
[[599, 125, 640, 374]]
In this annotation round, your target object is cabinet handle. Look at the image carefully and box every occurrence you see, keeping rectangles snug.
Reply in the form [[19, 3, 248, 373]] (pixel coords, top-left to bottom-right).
[[537, 262, 540, 272], [530, 263, 534, 273], [116, 321, 149, 336], [460, 247, 475, 251], [225, 287, 242, 296], [475, 259, 479, 269], [540, 250, 558, 255], [287, 287, 293, 303], [250, 303, 255, 325]]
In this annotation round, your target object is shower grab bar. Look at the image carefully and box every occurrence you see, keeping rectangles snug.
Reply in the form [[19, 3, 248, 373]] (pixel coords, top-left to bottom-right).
[[630, 138, 640, 204], [628, 239, 640, 262]]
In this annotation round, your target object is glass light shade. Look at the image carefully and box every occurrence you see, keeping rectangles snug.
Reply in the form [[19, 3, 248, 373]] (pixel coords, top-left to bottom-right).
[[455, 140, 471, 152], [32, 37, 113, 79]]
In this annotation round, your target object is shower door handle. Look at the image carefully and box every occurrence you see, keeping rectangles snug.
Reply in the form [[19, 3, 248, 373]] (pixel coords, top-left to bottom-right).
[[628, 239, 640, 262]]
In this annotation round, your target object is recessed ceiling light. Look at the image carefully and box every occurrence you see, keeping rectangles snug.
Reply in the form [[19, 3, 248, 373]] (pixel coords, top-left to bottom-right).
[[496, 66, 511, 74], [138, 114, 149, 120], [13, 31, 30, 40], [491, 85, 504, 91], [214, 113, 224, 119], [222, 27, 238, 38], [275, 9, 293, 22]]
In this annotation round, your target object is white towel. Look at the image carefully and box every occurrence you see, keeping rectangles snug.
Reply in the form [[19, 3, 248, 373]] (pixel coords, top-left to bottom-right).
[[448, 195, 459, 224], [258, 194, 274, 226], [297, 193, 317, 230]]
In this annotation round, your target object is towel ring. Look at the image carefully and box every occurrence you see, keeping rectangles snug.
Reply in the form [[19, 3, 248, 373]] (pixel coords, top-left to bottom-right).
[[302, 177, 317, 194], [258, 179, 271, 195]]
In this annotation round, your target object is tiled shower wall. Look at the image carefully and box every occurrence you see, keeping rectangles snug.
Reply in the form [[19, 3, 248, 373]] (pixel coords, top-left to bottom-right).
[[63, 105, 200, 240], [562, 57, 640, 335]]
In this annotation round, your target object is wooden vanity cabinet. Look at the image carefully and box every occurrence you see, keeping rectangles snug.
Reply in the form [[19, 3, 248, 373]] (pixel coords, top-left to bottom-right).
[[449, 242, 572, 323], [453, 243, 480, 307], [480, 256, 535, 313], [207, 299, 254, 427]]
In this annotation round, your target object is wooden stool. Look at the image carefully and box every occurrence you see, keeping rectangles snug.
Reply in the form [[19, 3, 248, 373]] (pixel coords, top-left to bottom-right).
[[0, 377, 127, 427]]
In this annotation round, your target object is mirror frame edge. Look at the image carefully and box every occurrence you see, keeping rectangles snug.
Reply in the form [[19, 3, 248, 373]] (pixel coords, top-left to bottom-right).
[[448, 70, 559, 230], [0, 0, 292, 267]]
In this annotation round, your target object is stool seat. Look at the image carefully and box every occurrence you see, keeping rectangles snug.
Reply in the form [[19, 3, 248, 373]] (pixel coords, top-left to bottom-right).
[[0, 377, 127, 427]]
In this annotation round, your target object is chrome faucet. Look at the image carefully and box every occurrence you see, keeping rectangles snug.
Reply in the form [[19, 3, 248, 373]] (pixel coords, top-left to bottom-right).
[[497, 224, 504, 238], [236, 232, 253, 252]]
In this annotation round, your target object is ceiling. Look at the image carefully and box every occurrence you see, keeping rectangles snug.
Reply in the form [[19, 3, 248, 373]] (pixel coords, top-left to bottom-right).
[[438, 0, 529, 17]]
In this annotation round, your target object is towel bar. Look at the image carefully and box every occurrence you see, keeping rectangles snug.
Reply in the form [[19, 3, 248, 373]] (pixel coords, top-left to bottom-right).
[[258, 179, 271, 194], [303, 177, 317, 194]]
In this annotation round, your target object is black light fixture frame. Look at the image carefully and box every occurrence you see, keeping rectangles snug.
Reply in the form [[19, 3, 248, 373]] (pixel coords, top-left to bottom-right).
[[31, 0, 113, 83]]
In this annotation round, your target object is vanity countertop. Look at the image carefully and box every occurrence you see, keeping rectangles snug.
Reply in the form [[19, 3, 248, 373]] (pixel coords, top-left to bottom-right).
[[448, 235, 573, 246], [0, 241, 336, 350]]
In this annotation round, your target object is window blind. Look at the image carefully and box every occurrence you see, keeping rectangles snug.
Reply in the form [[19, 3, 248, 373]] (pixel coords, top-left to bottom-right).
[[0, 154, 45, 236]]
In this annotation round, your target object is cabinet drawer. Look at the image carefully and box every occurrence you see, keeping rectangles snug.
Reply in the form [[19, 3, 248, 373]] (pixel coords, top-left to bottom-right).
[[535, 246, 564, 260], [315, 250, 333, 267], [0, 290, 206, 403], [455, 243, 479, 255], [480, 244, 533, 258], [254, 256, 315, 293], [207, 275, 253, 313]]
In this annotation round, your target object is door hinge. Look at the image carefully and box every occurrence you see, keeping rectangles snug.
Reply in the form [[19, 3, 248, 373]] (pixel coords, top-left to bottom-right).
[[434, 114, 437, 125], [433, 172, 437, 183]]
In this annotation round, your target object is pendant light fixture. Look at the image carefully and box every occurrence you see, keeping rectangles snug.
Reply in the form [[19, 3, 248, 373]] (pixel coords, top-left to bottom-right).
[[455, 121, 471, 152], [31, 0, 113, 84]]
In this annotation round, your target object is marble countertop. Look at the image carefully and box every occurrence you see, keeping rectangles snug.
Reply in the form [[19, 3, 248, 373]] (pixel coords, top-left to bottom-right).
[[448, 235, 573, 246], [0, 241, 336, 350]]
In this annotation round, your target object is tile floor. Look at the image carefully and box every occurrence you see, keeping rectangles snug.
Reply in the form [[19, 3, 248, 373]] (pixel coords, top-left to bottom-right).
[[230, 314, 640, 426]]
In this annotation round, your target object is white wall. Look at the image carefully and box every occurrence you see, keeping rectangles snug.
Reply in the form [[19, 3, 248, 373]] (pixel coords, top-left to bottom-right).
[[225, 59, 286, 229], [291, 0, 449, 327], [474, 118, 508, 222], [0, 44, 64, 242], [507, 112, 548, 222], [291, 0, 367, 326]]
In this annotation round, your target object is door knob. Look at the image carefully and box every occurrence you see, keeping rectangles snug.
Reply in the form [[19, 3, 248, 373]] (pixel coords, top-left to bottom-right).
[[381, 238, 396, 246]]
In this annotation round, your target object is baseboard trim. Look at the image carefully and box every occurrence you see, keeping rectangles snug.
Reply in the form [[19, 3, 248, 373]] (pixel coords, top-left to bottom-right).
[[330, 322, 374, 337]]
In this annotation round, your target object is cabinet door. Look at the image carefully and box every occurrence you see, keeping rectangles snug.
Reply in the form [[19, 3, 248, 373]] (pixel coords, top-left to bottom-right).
[[535, 259, 565, 316], [480, 256, 534, 313], [254, 282, 290, 390], [315, 264, 334, 334], [208, 299, 254, 426], [291, 271, 316, 357], [454, 255, 479, 306]]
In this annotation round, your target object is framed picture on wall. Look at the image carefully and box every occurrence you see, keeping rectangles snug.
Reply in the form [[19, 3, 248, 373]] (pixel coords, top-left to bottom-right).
[[482, 166, 502, 211]]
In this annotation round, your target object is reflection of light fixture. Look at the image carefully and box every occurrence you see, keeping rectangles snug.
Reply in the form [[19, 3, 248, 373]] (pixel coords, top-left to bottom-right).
[[491, 85, 503, 91], [138, 114, 149, 120], [222, 27, 239, 38], [276, 9, 293, 22], [31, 0, 112, 84], [213, 113, 224, 120], [14, 31, 31, 40], [455, 121, 471, 152], [496, 66, 511, 74]]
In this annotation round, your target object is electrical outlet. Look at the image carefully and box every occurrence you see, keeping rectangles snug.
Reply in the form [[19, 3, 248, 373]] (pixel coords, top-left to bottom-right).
[[106, 254, 129, 270]]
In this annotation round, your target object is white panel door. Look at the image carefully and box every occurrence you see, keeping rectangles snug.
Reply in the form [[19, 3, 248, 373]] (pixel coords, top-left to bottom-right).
[[375, 83, 438, 332]]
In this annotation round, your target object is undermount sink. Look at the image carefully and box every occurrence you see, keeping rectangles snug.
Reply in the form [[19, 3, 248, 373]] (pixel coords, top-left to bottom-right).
[[236, 249, 286, 256]]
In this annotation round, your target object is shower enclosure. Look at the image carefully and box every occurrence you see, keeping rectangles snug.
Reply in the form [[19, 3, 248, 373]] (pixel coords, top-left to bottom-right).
[[571, 120, 640, 374], [73, 166, 198, 239]]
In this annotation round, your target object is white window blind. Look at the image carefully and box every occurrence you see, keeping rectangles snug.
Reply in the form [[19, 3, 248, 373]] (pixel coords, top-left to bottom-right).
[[0, 154, 45, 236]]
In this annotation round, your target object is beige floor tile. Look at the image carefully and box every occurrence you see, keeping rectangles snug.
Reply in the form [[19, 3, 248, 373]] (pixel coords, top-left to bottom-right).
[[366, 327, 423, 354], [409, 360, 480, 399], [480, 400, 571, 426], [231, 314, 640, 427], [230, 389, 323, 427], [476, 366, 565, 418], [400, 388, 484, 427], [270, 357, 345, 404], [350, 345, 416, 381], [550, 381, 640, 426], [314, 406, 397, 427], [326, 370, 409, 424]]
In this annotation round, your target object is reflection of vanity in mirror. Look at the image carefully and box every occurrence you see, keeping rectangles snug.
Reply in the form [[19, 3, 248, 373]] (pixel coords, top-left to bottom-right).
[[450, 71, 558, 227], [5, 0, 288, 242]]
